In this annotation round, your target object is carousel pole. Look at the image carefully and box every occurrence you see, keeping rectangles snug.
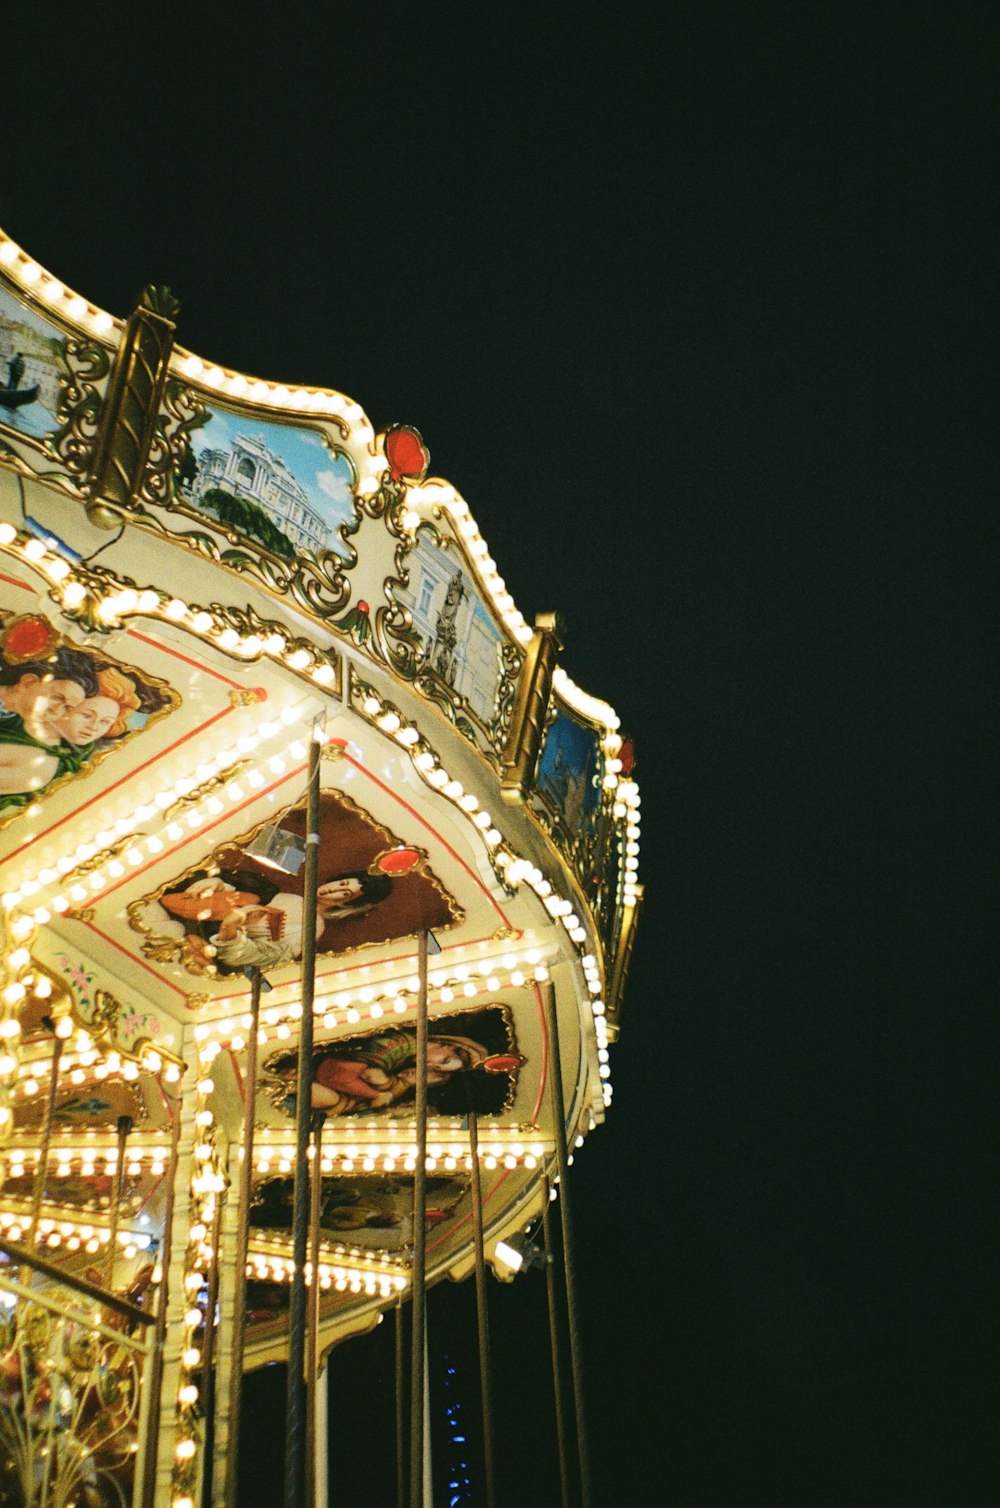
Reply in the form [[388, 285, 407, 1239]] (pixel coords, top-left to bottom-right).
[[408, 929, 429, 1508], [395, 1296, 407, 1508], [284, 722, 322, 1508], [25, 1018, 63, 1280], [199, 1187, 225, 1505], [305, 1107, 327, 1507], [542, 979, 593, 1508], [106, 1114, 134, 1289], [543, 1179, 572, 1508], [467, 1105, 498, 1508], [223, 965, 262, 1508], [139, 1086, 182, 1508]]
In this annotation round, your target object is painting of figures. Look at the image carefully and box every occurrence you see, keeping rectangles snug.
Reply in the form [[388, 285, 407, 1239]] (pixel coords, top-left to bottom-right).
[[396, 527, 506, 725], [262, 1005, 524, 1119], [536, 707, 604, 836], [0, 611, 178, 822], [250, 1173, 469, 1252], [133, 787, 463, 977], [175, 400, 357, 562]]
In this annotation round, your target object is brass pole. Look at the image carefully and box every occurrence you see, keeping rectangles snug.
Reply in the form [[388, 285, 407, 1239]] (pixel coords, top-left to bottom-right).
[[408, 931, 429, 1508], [395, 1297, 406, 1508], [224, 965, 262, 1508], [200, 1188, 225, 1506], [543, 1181, 571, 1508], [105, 1115, 133, 1289], [140, 1088, 182, 1508], [284, 727, 322, 1508], [305, 1108, 326, 1508], [542, 979, 593, 1508], [468, 1108, 497, 1508], [25, 1024, 62, 1280]]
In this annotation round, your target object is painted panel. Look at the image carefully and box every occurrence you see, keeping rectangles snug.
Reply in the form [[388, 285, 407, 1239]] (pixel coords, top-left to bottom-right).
[[173, 397, 357, 562], [130, 787, 463, 978], [250, 1173, 468, 1252], [395, 525, 511, 734], [261, 1005, 524, 1120], [0, 280, 109, 476], [0, 610, 179, 823]]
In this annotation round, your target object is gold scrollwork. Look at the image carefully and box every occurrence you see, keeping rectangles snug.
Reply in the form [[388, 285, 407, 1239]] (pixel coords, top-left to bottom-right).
[[49, 335, 113, 481]]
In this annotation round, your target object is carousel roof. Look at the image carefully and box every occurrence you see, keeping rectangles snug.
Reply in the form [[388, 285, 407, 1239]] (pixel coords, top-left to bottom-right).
[[0, 226, 641, 1363]]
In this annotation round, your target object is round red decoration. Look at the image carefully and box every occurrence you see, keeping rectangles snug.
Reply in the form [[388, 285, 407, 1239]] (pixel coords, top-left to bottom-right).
[[617, 736, 635, 776], [482, 1054, 524, 1074], [384, 425, 430, 482], [374, 846, 421, 875], [0, 614, 60, 663], [356, 600, 370, 614]]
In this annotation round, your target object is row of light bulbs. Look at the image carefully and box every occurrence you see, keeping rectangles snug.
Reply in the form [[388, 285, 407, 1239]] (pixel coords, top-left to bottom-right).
[[0, 228, 629, 755]]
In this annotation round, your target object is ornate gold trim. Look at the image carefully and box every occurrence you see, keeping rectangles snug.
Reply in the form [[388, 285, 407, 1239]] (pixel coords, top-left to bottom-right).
[[87, 285, 179, 511], [501, 612, 565, 804]]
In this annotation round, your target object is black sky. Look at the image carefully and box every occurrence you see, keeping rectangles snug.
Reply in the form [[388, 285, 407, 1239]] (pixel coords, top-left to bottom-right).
[[3, 4, 992, 1503]]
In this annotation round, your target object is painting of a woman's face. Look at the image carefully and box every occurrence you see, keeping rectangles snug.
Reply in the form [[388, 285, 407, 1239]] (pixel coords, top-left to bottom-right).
[[53, 695, 121, 746], [3, 674, 85, 731]]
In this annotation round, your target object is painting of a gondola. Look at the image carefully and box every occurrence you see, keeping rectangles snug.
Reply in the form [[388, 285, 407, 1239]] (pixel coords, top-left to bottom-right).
[[0, 284, 68, 441]]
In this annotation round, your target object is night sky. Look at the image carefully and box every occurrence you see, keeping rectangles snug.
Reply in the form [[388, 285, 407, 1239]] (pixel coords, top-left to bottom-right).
[[3, 5, 990, 1503]]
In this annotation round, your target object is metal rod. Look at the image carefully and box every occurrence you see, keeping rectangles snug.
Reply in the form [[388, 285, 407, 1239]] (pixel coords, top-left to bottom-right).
[[542, 979, 593, 1508], [284, 726, 322, 1508], [306, 1108, 326, 1508], [0, 1236, 154, 1324], [105, 1114, 133, 1290], [24, 1026, 62, 1284], [468, 1108, 497, 1508], [224, 965, 263, 1508], [543, 1181, 571, 1508], [140, 1087, 183, 1508], [395, 1297, 406, 1508], [200, 1188, 225, 1506], [409, 930, 429, 1508]]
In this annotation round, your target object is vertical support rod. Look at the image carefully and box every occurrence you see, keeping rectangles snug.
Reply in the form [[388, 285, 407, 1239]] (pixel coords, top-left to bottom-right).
[[468, 1109, 497, 1508], [106, 1115, 133, 1289], [543, 1181, 571, 1508], [223, 966, 262, 1508], [26, 1029, 62, 1279], [199, 1189, 225, 1506], [140, 1089, 182, 1508], [409, 931, 429, 1508], [395, 1298, 406, 1508], [305, 1108, 326, 1508], [284, 727, 322, 1508], [542, 979, 593, 1508]]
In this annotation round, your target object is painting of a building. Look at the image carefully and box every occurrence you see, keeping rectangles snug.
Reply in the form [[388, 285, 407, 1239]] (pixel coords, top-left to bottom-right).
[[397, 532, 505, 724], [192, 431, 328, 554]]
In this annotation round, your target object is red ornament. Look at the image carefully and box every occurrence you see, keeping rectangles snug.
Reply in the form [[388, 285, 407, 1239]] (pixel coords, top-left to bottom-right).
[[374, 846, 421, 875], [617, 736, 636, 776], [384, 425, 430, 482], [482, 1054, 524, 1074], [0, 614, 59, 663], [356, 600, 370, 614]]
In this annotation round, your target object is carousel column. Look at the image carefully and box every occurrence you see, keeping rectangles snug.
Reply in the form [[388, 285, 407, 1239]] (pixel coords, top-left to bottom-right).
[[148, 1046, 203, 1506], [213, 1136, 249, 1508]]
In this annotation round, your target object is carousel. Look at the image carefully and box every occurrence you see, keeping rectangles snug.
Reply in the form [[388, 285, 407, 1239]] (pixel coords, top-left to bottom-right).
[[0, 228, 642, 1507]]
